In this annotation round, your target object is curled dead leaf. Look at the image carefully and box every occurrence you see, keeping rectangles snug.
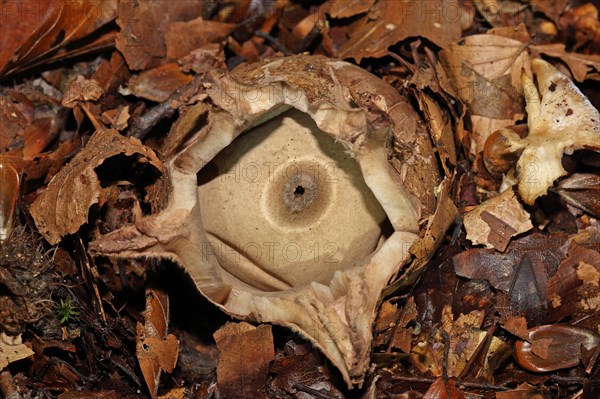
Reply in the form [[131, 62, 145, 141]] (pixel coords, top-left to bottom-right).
[[30, 129, 165, 245]]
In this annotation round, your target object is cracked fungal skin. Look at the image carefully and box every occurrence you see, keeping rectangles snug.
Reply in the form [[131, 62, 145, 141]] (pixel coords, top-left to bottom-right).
[[90, 55, 441, 387]]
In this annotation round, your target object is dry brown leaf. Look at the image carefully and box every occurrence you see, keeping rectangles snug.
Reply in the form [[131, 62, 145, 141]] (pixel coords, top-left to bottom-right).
[[547, 245, 600, 302], [502, 59, 600, 205], [411, 305, 509, 379], [62, 76, 105, 108], [502, 315, 529, 340], [555, 173, 600, 218], [165, 17, 236, 61], [577, 262, 600, 286], [0, 333, 33, 371], [496, 383, 545, 399], [179, 43, 226, 74], [158, 388, 186, 399], [530, 0, 569, 21], [326, 0, 375, 18], [214, 322, 274, 399], [531, 44, 600, 82], [558, 3, 600, 53], [440, 27, 530, 154], [0, 1, 117, 77], [422, 377, 466, 399], [125, 64, 193, 102], [473, 0, 530, 28], [330, 0, 462, 62], [414, 93, 458, 175], [0, 94, 34, 151], [137, 289, 179, 399], [374, 301, 397, 333], [30, 129, 164, 245], [101, 106, 130, 131], [463, 189, 533, 251], [390, 297, 418, 353], [116, 1, 204, 70]]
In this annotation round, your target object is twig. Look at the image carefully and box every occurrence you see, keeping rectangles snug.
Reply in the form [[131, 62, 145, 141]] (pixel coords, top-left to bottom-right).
[[36, 358, 92, 382], [127, 74, 204, 140], [549, 375, 585, 384], [254, 30, 290, 55], [391, 375, 510, 391], [292, 383, 338, 399], [387, 51, 416, 73], [295, 23, 322, 53]]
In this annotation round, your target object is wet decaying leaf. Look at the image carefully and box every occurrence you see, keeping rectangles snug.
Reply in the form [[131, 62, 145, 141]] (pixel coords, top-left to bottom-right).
[[454, 233, 569, 294], [514, 324, 600, 373], [30, 128, 165, 245]]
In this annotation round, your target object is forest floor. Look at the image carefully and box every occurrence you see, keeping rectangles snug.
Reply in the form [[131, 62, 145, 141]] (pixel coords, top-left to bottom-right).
[[1, 1, 600, 398]]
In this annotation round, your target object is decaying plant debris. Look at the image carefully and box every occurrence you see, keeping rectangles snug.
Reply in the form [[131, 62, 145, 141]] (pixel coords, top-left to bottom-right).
[[1, 1, 600, 398]]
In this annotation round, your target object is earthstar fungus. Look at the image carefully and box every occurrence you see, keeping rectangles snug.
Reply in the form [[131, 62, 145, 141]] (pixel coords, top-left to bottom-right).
[[89, 55, 441, 387]]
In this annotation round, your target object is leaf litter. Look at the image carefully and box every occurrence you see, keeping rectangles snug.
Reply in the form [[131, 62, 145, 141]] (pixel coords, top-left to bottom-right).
[[1, 1, 599, 398]]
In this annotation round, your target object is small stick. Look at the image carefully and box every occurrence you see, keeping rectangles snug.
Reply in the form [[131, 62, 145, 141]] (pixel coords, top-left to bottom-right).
[[391, 375, 510, 391], [292, 383, 338, 399], [254, 30, 290, 55], [128, 74, 203, 140]]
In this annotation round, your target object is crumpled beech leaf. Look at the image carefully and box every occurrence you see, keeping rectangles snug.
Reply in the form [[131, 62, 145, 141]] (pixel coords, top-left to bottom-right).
[[502, 59, 600, 205], [90, 55, 441, 387]]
